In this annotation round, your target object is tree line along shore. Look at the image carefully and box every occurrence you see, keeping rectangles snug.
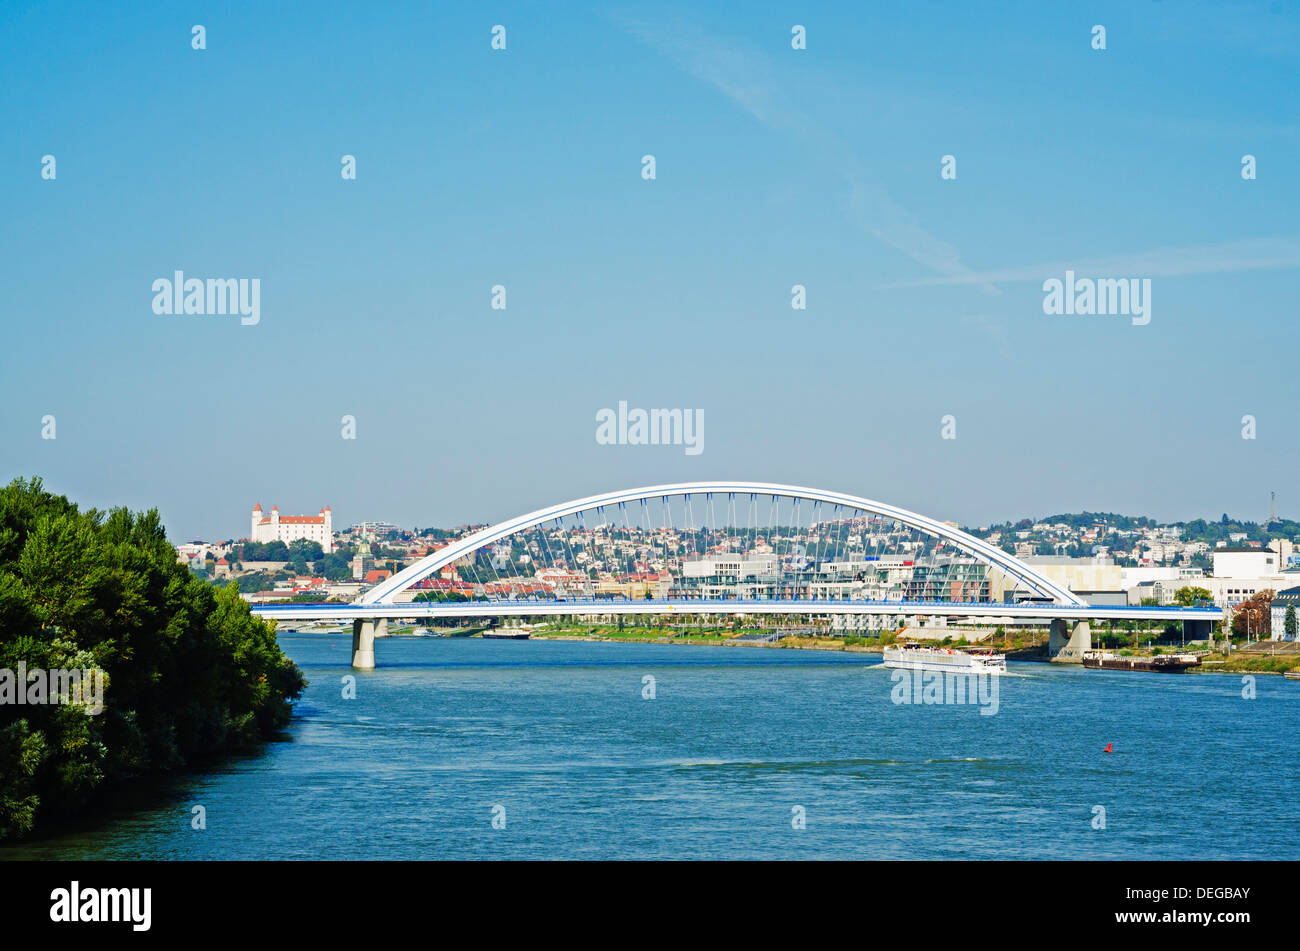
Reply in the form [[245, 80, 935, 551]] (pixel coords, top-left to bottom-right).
[[0, 478, 306, 842]]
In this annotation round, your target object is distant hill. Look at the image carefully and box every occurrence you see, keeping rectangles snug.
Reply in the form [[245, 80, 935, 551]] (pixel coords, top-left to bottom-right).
[[966, 512, 1300, 545]]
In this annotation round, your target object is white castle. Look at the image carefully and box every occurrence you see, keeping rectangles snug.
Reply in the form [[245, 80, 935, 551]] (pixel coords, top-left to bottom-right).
[[250, 504, 334, 553]]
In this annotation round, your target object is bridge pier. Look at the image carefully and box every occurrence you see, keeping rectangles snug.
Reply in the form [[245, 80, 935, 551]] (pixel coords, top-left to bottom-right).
[[352, 617, 385, 669], [1049, 618, 1091, 663], [1183, 618, 1212, 644]]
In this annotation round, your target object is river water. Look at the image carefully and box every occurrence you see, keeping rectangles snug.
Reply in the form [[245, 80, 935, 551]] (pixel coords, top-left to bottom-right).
[[4, 636, 1296, 860]]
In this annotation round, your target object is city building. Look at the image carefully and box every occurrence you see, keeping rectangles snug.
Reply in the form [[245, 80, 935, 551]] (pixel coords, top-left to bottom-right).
[[176, 544, 207, 572], [1270, 587, 1300, 641], [1122, 566, 1207, 605], [1213, 546, 1280, 579], [352, 540, 375, 580], [595, 574, 672, 600], [1121, 565, 1206, 587], [681, 554, 778, 581], [1191, 575, 1300, 609], [1129, 579, 1177, 605], [251, 504, 334, 553], [1023, 555, 1123, 594], [904, 560, 990, 602], [679, 554, 782, 599]]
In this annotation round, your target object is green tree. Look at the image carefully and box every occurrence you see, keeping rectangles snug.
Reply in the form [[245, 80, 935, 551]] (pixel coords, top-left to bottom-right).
[[1231, 589, 1275, 638], [1286, 603, 1297, 640], [0, 477, 306, 840], [312, 553, 352, 581], [240, 540, 290, 561], [289, 538, 324, 562], [233, 570, 287, 594], [1174, 586, 1213, 606]]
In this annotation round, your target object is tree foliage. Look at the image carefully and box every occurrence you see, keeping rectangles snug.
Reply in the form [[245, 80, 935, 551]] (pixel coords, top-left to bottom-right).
[[312, 553, 352, 581], [1173, 586, 1213, 606], [0, 477, 306, 840], [1231, 589, 1275, 638], [233, 540, 291, 562], [288, 539, 324, 562]]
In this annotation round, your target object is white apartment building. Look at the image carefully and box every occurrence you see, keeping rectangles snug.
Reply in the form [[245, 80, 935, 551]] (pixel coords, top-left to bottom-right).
[[1121, 565, 1206, 604], [1121, 556, 1296, 608], [1201, 575, 1300, 609], [1121, 566, 1206, 587], [250, 504, 334, 553], [1213, 546, 1280, 579], [1270, 587, 1300, 641], [1023, 556, 1123, 594], [681, 554, 778, 580]]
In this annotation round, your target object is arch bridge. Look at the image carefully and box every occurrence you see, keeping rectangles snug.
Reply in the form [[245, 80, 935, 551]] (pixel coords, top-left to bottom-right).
[[249, 482, 1222, 667]]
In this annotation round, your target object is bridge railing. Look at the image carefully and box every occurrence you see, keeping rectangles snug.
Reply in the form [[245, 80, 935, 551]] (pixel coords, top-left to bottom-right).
[[251, 596, 1223, 615]]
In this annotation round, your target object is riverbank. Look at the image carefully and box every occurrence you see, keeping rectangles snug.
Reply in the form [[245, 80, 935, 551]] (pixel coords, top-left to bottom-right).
[[538, 631, 880, 652], [1195, 644, 1300, 675], [527, 624, 1045, 657]]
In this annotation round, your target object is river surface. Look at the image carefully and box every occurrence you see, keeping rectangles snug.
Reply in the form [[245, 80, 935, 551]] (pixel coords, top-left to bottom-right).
[[4, 636, 1296, 860]]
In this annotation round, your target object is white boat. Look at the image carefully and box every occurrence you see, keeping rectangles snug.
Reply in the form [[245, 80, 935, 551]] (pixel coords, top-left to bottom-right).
[[882, 643, 1006, 673]]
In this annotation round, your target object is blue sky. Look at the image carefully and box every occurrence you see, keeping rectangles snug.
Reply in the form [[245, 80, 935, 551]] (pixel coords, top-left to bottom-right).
[[2, 0, 1298, 541]]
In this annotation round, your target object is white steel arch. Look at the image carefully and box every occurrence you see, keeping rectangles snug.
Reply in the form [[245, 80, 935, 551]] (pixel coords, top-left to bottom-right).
[[360, 482, 1084, 606]]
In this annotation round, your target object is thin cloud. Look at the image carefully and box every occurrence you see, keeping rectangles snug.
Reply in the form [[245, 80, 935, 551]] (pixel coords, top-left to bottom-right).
[[613, 10, 999, 294], [886, 237, 1300, 288]]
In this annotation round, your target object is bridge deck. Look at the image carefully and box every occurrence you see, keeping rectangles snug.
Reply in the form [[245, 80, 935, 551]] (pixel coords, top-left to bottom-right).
[[251, 598, 1223, 623]]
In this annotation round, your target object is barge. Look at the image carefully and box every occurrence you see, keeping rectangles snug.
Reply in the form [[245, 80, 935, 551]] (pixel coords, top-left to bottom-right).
[[1081, 651, 1201, 673]]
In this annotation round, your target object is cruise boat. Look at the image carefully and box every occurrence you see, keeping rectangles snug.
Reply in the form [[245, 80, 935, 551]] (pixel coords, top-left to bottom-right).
[[882, 643, 1006, 674]]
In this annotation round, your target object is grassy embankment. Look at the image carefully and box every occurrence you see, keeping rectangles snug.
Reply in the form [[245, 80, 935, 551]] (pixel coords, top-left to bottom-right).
[[1197, 641, 1300, 675], [535, 624, 747, 647], [528, 624, 1050, 655]]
